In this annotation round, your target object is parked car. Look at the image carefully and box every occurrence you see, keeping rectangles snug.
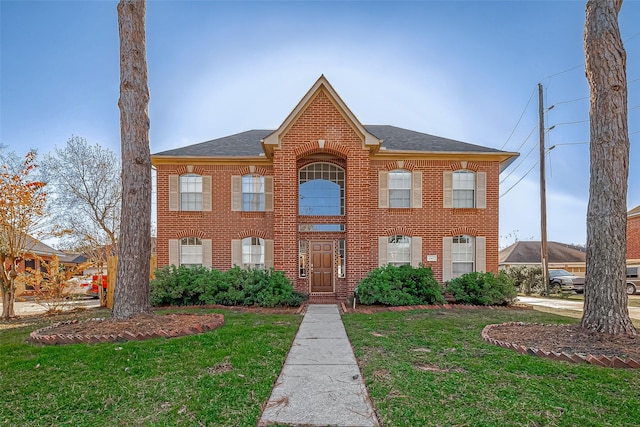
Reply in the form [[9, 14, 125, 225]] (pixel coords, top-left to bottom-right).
[[627, 266, 640, 295], [549, 269, 585, 293], [65, 275, 107, 298]]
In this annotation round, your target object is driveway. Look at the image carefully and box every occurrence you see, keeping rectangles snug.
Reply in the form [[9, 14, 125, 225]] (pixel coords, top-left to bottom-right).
[[517, 296, 640, 321], [1, 298, 101, 317]]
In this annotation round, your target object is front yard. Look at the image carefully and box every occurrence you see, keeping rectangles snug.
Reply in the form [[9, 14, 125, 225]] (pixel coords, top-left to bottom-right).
[[1, 306, 639, 426]]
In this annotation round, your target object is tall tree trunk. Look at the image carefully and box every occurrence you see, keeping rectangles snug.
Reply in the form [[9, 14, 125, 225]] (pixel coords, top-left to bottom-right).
[[581, 0, 636, 335], [113, 0, 151, 319], [0, 256, 17, 320]]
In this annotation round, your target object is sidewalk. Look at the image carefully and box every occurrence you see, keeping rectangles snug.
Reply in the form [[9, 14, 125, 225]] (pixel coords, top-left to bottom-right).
[[517, 296, 640, 321], [0, 298, 100, 317], [259, 304, 379, 427]]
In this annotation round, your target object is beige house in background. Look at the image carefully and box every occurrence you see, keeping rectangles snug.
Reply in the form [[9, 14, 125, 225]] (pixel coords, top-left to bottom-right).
[[499, 241, 586, 275]]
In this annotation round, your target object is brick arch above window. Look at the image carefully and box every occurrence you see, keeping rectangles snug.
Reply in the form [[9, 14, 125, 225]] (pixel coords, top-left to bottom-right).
[[383, 226, 415, 237], [294, 140, 350, 159], [236, 229, 269, 239], [174, 165, 207, 176], [447, 161, 479, 172], [174, 229, 207, 239], [448, 227, 479, 237], [383, 160, 417, 171], [236, 166, 270, 176]]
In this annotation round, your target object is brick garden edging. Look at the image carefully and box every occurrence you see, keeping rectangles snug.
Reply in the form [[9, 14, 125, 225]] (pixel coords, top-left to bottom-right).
[[29, 314, 225, 345], [482, 322, 640, 369]]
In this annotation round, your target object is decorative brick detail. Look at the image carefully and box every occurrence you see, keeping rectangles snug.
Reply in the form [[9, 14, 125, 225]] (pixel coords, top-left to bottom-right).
[[175, 229, 207, 239], [28, 314, 225, 345], [237, 229, 269, 239], [481, 322, 640, 369], [382, 226, 415, 237], [448, 226, 479, 237], [237, 166, 269, 176]]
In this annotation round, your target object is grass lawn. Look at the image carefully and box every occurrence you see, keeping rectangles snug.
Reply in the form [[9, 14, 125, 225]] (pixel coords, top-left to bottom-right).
[[0, 307, 301, 426], [343, 308, 640, 427]]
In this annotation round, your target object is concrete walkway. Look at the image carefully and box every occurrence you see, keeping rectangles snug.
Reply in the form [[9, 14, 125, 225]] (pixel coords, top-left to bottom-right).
[[517, 296, 640, 321], [259, 304, 379, 427]]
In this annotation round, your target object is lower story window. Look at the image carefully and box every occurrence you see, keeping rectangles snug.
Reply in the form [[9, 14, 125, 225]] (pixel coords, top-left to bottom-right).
[[337, 240, 345, 278], [299, 240, 308, 278], [388, 235, 411, 266], [242, 237, 265, 269], [180, 237, 202, 267], [452, 235, 474, 277]]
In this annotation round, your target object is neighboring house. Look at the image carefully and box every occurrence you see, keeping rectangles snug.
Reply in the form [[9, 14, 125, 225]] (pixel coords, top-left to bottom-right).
[[499, 241, 586, 275], [152, 76, 518, 301], [628, 205, 640, 263], [8, 235, 75, 295]]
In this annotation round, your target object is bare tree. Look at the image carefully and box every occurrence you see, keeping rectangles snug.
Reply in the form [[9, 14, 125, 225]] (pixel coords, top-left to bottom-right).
[[112, 0, 151, 319], [581, 0, 636, 335], [42, 136, 121, 255]]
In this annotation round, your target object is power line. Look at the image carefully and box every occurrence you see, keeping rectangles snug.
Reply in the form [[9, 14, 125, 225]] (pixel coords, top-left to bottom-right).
[[500, 160, 540, 198], [500, 87, 536, 150]]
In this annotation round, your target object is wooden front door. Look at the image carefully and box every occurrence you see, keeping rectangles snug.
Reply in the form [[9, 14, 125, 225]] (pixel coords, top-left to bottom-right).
[[310, 241, 333, 293]]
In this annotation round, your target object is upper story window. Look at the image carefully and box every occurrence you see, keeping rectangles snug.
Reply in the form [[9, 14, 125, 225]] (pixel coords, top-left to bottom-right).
[[242, 237, 265, 269], [388, 235, 411, 266], [388, 170, 411, 208], [242, 174, 265, 211], [299, 163, 345, 216], [180, 174, 202, 211], [453, 171, 475, 208], [379, 169, 422, 209], [180, 237, 202, 267], [452, 235, 474, 278]]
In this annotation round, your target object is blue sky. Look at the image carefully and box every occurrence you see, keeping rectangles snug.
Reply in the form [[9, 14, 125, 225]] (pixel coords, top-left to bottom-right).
[[1, 0, 639, 248]]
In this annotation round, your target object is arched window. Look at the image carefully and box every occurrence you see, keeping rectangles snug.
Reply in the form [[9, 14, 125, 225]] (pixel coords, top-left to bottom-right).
[[242, 237, 265, 269], [452, 235, 474, 277], [388, 235, 411, 266], [298, 163, 345, 216], [180, 237, 202, 267], [180, 174, 202, 211], [453, 170, 475, 208], [242, 174, 265, 211], [389, 170, 411, 208]]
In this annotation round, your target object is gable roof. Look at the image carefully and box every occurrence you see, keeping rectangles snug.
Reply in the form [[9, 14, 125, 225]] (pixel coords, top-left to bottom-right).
[[499, 241, 586, 264], [152, 76, 518, 170], [629, 205, 640, 218]]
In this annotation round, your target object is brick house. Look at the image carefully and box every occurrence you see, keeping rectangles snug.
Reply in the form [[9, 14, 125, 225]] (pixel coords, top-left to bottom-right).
[[628, 205, 640, 262], [152, 76, 518, 301]]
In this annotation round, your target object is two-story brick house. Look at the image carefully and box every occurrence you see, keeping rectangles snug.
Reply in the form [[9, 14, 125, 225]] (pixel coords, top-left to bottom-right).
[[152, 76, 518, 301]]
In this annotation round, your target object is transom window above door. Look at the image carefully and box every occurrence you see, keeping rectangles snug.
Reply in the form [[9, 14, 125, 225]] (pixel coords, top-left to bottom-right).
[[299, 163, 345, 216]]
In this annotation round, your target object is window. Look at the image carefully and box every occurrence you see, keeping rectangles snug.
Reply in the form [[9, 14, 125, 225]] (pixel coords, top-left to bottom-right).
[[242, 237, 265, 269], [337, 240, 345, 278], [180, 237, 202, 267], [299, 240, 308, 278], [299, 163, 345, 216], [453, 171, 475, 208], [452, 235, 474, 277], [388, 235, 411, 266], [180, 174, 202, 211], [389, 170, 411, 208], [242, 174, 265, 211]]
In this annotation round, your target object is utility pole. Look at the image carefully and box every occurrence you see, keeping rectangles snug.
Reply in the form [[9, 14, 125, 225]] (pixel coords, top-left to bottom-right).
[[539, 83, 549, 294]]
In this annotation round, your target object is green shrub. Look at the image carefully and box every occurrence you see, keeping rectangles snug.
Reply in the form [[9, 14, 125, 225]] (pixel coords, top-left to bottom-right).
[[355, 264, 445, 306], [445, 271, 517, 306], [149, 266, 307, 307], [504, 265, 543, 295]]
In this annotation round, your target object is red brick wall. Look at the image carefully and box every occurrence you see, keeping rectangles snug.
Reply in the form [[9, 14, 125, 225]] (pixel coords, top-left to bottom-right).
[[628, 215, 640, 260], [154, 89, 503, 299]]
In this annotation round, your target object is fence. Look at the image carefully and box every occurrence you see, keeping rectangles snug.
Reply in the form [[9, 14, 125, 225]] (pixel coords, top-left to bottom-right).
[[106, 255, 157, 309]]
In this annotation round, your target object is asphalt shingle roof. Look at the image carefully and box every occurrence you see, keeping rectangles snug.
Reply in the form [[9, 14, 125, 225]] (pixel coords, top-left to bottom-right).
[[152, 126, 506, 157], [499, 241, 586, 264]]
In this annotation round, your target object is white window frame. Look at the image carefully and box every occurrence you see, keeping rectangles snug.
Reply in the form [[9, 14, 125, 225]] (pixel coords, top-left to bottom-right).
[[388, 235, 411, 266], [180, 174, 203, 211], [388, 170, 411, 208], [242, 237, 265, 270], [452, 235, 474, 278], [180, 237, 203, 267], [241, 174, 265, 211], [453, 170, 475, 208]]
